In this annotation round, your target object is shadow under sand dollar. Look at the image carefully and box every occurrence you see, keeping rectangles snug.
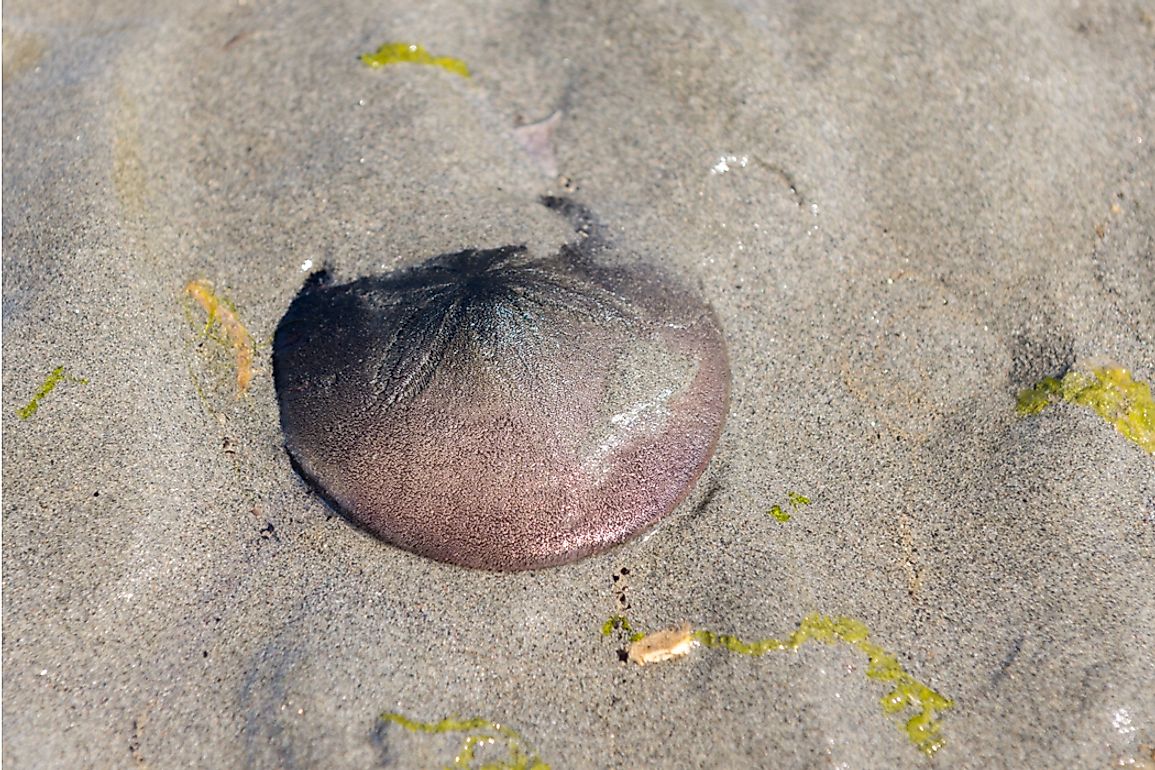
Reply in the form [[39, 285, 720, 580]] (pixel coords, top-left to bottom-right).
[[273, 195, 730, 570]]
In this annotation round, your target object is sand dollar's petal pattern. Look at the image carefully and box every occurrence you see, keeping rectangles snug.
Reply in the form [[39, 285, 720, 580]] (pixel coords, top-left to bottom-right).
[[273, 197, 729, 570]]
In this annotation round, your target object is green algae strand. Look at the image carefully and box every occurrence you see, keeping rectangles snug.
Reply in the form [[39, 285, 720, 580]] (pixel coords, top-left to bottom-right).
[[1017, 366, 1155, 454], [17, 366, 88, 419], [611, 611, 952, 756], [360, 42, 470, 78], [379, 713, 549, 770], [692, 614, 952, 756]]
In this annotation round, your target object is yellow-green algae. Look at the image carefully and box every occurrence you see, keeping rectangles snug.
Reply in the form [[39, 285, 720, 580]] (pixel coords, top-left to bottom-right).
[[788, 491, 811, 507], [17, 366, 88, 419], [694, 615, 953, 755], [767, 490, 812, 522], [360, 42, 470, 78], [767, 505, 791, 522], [605, 612, 953, 756], [601, 614, 645, 642], [1016, 366, 1155, 455], [379, 713, 549, 770]]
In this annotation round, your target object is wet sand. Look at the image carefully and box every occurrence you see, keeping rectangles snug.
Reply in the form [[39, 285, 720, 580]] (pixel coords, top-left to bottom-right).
[[3, 0, 1153, 767]]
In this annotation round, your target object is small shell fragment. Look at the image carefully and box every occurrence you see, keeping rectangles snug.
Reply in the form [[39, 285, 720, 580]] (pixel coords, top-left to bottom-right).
[[627, 624, 697, 665]]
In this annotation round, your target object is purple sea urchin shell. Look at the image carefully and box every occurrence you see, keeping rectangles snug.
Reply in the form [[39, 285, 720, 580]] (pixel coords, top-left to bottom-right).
[[273, 197, 729, 570]]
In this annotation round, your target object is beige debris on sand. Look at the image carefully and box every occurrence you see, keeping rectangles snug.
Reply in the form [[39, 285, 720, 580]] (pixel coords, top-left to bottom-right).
[[628, 624, 697, 666]]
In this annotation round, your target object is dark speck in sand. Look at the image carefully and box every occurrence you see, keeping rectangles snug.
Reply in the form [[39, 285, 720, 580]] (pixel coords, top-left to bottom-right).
[[272, 196, 730, 570]]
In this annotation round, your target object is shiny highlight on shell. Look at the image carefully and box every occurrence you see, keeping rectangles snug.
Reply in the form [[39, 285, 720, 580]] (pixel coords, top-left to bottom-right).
[[273, 197, 729, 570]]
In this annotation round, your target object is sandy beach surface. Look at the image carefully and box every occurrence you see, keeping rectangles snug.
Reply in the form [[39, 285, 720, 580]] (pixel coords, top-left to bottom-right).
[[4, 0, 1153, 767]]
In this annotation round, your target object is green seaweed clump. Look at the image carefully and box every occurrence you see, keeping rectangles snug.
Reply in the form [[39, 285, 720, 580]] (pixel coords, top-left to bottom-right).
[[601, 614, 644, 642], [693, 614, 953, 756], [379, 713, 549, 770], [1017, 366, 1155, 454], [767, 505, 791, 522], [360, 42, 470, 78], [767, 490, 812, 522], [17, 366, 88, 419], [787, 491, 811, 507]]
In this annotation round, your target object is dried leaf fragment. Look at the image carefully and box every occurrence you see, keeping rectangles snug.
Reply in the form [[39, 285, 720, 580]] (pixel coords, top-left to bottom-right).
[[185, 279, 254, 396]]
